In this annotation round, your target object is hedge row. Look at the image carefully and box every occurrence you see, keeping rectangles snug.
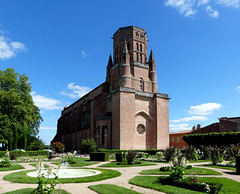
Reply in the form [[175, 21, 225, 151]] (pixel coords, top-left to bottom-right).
[[0, 150, 49, 158], [183, 132, 240, 147], [97, 149, 164, 155], [90, 152, 109, 161]]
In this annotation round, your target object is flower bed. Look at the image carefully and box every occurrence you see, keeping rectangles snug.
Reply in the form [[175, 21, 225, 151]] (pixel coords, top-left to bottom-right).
[[158, 176, 222, 193]]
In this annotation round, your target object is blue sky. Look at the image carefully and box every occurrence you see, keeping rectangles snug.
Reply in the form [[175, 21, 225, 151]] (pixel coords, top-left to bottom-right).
[[1, 0, 240, 145]]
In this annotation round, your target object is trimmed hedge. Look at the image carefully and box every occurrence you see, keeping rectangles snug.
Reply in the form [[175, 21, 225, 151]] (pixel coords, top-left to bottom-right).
[[158, 176, 223, 193], [98, 149, 164, 155], [90, 152, 109, 161], [116, 153, 125, 162], [0, 150, 49, 159], [183, 132, 240, 147], [236, 155, 240, 174]]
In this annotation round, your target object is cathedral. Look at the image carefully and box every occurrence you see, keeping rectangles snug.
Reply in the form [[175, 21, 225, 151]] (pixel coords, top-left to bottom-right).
[[52, 26, 170, 151]]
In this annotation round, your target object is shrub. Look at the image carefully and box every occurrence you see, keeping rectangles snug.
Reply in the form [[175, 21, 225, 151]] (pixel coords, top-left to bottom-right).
[[236, 155, 240, 174], [50, 142, 65, 153], [164, 147, 176, 162], [126, 150, 136, 165], [0, 157, 11, 167], [183, 146, 198, 161], [62, 153, 77, 164], [116, 153, 125, 162], [80, 138, 97, 154], [169, 166, 184, 180], [90, 152, 109, 161], [155, 151, 165, 161], [0, 151, 7, 158]]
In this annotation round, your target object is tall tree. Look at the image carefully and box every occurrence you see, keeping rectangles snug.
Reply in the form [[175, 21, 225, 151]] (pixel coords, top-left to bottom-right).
[[0, 68, 43, 150]]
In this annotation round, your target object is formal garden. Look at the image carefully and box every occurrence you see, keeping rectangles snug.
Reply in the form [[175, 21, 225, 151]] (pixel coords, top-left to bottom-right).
[[1, 135, 240, 194]]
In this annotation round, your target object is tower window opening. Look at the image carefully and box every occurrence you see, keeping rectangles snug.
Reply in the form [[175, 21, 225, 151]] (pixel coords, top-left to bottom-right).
[[140, 78, 143, 91], [127, 42, 130, 50], [140, 44, 142, 52], [136, 43, 139, 51], [140, 54, 142, 63], [136, 53, 139, 62]]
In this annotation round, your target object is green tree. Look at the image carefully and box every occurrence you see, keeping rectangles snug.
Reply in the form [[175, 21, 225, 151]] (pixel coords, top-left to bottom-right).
[[80, 138, 97, 154], [0, 68, 43, 150]]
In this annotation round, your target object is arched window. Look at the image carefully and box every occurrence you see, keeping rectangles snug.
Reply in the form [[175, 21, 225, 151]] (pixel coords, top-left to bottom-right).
[[136, 43, 139, 51], [140, 44, 142, 52], [140, 78, 143, 91]]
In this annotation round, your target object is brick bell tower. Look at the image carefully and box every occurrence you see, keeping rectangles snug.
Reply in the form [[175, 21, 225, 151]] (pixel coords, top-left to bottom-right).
[[106, 26, 169, 150], [106, 26, 158, 93]]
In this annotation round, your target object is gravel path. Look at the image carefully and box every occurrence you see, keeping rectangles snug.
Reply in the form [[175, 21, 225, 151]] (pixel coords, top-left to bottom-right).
[[0, 161, 239, 194]]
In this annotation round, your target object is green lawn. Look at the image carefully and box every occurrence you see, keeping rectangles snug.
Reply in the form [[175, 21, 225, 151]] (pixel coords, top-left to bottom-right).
[[3, 168, 121, 184], [129, 176, 240, 194], [189, 160, 211, 163], [0, 164, 24, 171], [3, 188, 70, 194], [89, 184, 140, 194], [140, 167, 221, 175], [99, 161, 157, 167], [29, 163, 49, 168]]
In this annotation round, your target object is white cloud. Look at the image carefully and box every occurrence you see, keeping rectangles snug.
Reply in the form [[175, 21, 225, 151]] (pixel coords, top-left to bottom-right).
[[81, 50, 88, 58], [171, 115, 208, 123], [198, 0, 210, 5], [206, 5, 220, 17], [0, 34, 26, 60], [165, 0, 240, 18], [31, 91, 63, 110], [60, 83, 92, 99], [169, 123, 192, 131], [216, 0, 240, 8], [165, 0, 197, 17], [236, 86, 240, 92], [188, 103, 222, 115]]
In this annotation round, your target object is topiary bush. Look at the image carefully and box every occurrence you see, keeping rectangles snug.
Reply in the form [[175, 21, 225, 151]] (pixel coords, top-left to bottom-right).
[[90, 152, 109, 161], [80, 138, 97, 154], [236, 155, 240, 174]]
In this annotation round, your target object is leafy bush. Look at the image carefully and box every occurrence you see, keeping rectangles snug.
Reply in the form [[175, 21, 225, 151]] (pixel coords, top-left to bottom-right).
[[50, 142, 65, 153], [164, 147, 176, 162], [209, 146, 225, 165], [0, 151, 7, 158], [169, 166, 184, 180], [0, 157, 11, 167], [80, 138, 97, 154], [183, 146, 198, 161], [155, 151, 165, 161]]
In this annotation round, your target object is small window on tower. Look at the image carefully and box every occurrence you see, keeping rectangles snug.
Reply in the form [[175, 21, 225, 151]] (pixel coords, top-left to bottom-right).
[[127, 42, 130, 50], [140, 78, 143, 91], [136, 43, 139, 51], [140, 54, 142, 63], [140, 44, 142, 52], [136, 53, 139, 62]]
